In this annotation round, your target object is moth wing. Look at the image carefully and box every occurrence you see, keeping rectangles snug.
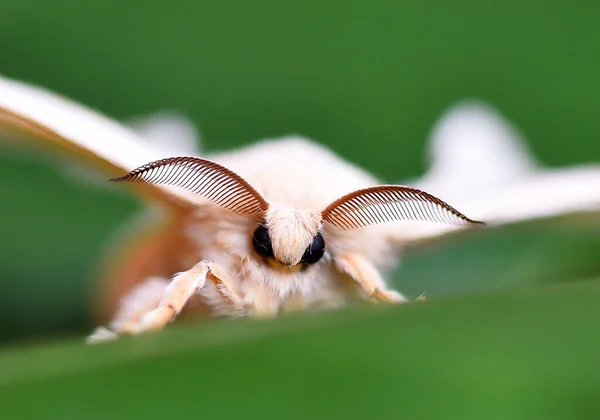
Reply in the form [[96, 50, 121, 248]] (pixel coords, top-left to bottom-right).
[[393, 167, 600, 246], [125, 110, 202, 157], [0, 74, 199, 209], [0, 75, 209, 320], [56, 111, 203, 191], [407, 99, 538, 203], [392, 99, 600, 246]]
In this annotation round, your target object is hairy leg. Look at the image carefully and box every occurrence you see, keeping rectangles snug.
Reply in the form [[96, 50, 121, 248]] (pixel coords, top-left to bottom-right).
[[87, 260, 244, 344], [333, 252, 408, 303]]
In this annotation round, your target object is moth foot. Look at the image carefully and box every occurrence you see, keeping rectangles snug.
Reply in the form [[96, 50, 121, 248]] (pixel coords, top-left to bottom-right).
[[86, 327, 119, 345], [370, 288, 408, 303]]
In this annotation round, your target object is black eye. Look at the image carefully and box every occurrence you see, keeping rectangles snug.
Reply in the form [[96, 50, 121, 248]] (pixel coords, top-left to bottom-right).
[[252, 224, 274, 258], [301, 232, 325, 265]]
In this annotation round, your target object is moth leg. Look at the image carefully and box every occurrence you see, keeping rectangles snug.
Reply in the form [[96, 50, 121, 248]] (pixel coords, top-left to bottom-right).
[[87, 260, 243, 343], [87, 277, 169, 344], [333, 252, 408, 303], [126, 260, 245, 335]]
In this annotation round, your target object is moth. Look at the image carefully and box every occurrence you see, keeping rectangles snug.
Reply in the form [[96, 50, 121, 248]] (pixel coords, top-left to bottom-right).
[[1, 75, 599, 344]]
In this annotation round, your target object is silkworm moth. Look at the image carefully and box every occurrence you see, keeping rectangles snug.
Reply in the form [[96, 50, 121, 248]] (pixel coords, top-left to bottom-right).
[[1, 74, 599, 344]]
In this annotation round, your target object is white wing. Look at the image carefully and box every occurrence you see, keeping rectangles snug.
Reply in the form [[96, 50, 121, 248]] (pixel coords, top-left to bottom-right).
[[126, 110, 201, 157], [60, 111, 203, 190], [393, 99, 600, 244], [0, 74, 199, 208], [408, 99, 539, 198]]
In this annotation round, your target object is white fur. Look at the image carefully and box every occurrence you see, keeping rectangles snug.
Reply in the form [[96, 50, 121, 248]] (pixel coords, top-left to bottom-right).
[[171, 136, 409, 308], [265, 203, 322, 266], [205, 136, 403, 267]]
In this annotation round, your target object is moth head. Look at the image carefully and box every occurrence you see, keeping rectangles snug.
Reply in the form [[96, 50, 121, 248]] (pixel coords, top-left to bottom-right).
[[253, 204, 324, 270], [111, 157, 484, 273], [110, 156, 328, 272]]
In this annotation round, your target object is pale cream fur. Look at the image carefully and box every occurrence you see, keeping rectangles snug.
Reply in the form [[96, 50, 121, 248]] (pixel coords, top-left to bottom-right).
[[88, 137, 416, 341], [206, 136, 403, 270], [265, 203, 322, 266]]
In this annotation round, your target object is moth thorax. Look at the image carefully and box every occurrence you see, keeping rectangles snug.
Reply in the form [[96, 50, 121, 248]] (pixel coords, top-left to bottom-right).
[[264, 204, 322, 266]]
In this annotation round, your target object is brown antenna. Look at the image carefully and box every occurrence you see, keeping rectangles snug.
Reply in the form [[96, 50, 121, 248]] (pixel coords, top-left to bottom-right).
[[111, 156, 269, 215], [322, 185, 485, 230]]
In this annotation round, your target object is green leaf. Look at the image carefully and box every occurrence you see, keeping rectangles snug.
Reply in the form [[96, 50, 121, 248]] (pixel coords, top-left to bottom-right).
[[1, 279, 599, 419]]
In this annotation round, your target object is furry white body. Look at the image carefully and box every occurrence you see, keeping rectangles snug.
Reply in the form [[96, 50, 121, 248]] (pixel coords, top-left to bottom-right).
[[99, 137, 409, 342], [191, 137, 403, 311]]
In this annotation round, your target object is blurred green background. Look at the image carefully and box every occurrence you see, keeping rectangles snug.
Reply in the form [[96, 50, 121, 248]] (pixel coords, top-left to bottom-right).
[[1, 0, 600, 417]]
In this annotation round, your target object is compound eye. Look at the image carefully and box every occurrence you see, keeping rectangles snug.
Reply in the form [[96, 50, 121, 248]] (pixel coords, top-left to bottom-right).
[[252, 224, 274, 258], [301, 232, 325, 265]]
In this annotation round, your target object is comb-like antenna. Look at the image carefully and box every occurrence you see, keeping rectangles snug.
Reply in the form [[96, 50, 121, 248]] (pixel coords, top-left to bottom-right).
[[110, 157, 269, 215], [321, 185, 485, 230]]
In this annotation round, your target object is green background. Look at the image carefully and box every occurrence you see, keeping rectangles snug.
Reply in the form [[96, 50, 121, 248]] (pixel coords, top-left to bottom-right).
[[1, 1, 600, 418]]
